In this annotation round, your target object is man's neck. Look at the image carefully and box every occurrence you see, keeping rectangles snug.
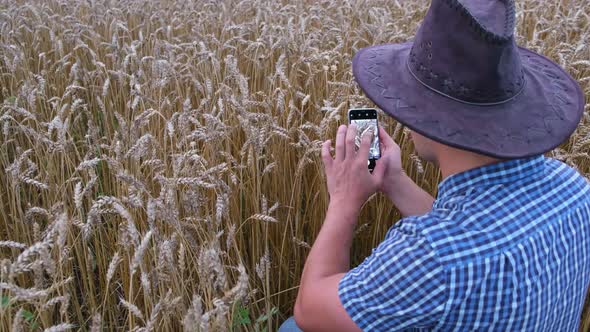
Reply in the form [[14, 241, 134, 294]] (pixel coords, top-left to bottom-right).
[[436, 149, 504, 180]]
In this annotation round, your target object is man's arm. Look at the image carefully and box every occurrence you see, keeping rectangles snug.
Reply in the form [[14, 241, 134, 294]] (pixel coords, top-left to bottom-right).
[[294, 124, 384, 331], [293, 194, 445, 332], [376, 127, 434, 217], [295, 199, 448, 332], [385, 172, 434, 217], [294, 199, 362, 332]]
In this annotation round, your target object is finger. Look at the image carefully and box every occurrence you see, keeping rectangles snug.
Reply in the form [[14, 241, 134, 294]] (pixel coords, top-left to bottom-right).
[[321, 140, 333, 170], [371, 156, 387, 182], [335, 125, 347, 161], [358, 127, 373, 161], [345, 123, 357, 158]]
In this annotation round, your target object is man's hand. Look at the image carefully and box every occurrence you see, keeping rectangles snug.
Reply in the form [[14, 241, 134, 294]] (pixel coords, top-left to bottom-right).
[[376, 126, 405, 198], [321, 124, 385, 211], [375, 126, 435, 216]]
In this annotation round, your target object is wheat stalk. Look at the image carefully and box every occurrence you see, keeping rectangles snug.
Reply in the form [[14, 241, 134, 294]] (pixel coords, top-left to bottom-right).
[[0, 0, 587, 331]]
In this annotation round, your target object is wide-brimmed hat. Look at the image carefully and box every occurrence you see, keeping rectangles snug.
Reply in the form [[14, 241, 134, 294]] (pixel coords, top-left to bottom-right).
[[352, 0, 585, 158]]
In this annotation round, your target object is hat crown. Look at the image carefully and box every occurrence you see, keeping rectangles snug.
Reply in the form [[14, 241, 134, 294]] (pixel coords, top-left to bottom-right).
[[407, 0, 525, 105], [460, 0, 513, 39]]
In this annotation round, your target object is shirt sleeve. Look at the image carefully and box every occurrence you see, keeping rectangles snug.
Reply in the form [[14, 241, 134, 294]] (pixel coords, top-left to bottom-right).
[[338, 220, 448, 331]]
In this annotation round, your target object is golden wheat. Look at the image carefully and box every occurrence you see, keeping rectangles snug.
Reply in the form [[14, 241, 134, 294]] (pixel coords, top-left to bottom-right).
[[0, 0, 588, 331]]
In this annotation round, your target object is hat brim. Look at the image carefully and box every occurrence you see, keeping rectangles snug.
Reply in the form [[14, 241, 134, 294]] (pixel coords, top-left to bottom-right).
[[352, 42, 585, 158]]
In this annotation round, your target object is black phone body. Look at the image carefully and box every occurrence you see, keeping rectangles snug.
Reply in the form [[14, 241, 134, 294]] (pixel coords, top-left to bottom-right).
[[348, 108, 381, 171]]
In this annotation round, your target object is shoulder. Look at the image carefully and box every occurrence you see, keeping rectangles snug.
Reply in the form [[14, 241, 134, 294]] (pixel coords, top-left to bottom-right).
[[343, 214, 448, 288], [365, 215, 444, 271], [339, 215, 449, 330], [545, 157, 589, 184], [384, 213, 441, 238], [398, 210, 493, 267], [544, 157, 590, 202], [392, 211, 463, 244]]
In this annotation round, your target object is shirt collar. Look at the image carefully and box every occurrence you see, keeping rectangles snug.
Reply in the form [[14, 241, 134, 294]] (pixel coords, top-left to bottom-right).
[[436, 154, 546, 200]]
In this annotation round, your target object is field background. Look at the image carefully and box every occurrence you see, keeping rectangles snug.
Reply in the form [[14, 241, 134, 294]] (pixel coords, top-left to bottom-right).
[[0, 0, 588, 331]]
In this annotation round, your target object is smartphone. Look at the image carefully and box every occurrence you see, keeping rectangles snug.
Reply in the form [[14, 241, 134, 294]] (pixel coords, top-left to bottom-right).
[[348, 108, 381, 171]]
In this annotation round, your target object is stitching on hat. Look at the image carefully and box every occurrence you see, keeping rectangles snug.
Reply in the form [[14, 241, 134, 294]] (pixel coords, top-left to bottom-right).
[[407, 50, 526, 105], [525, 55, 572, 125], [363, 48, 573, 154], [364, 50, 499, 150], [503, 0, 516, 37], [441, 0, 515, 45]]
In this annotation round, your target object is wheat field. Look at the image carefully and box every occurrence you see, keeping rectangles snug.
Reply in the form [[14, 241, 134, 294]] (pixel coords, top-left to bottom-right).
[[0, 0, 588, 331]]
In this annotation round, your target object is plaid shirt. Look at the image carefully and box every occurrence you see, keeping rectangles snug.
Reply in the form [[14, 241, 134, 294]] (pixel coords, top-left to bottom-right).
[[338, 155, 590, 331]]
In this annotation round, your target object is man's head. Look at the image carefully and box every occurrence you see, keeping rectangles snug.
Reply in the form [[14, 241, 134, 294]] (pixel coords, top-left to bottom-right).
[[351, 0, 584, 160], [410, 129, 504, 173], [409, 130, 437, 163]]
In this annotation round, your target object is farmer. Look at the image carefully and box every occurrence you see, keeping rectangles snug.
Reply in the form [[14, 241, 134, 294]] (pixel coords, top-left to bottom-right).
[[279, 0, 590, 331]]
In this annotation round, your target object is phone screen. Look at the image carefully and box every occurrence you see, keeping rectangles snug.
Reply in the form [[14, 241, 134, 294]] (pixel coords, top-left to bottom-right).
[[349, 110, 380, 160]]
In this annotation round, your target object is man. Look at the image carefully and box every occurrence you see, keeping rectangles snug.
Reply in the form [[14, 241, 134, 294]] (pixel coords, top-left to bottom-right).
[[279, 0, 590, 331]]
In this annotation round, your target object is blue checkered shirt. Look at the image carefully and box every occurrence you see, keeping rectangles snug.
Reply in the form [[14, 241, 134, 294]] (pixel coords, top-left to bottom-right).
[[338, 155, 590, 331]]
